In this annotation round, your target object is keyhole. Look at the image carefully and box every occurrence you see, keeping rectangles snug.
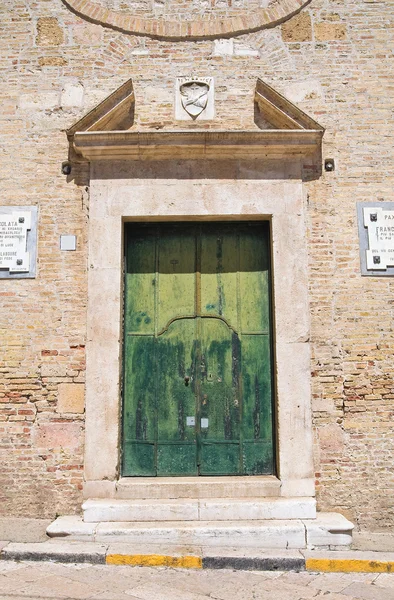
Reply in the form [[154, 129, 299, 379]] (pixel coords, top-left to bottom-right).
[[184, 376, 190, 387]]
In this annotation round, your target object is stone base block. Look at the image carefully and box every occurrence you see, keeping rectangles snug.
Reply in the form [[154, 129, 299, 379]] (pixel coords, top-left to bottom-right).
[[46, 516, 96, 541], [305, 513, 354, 550]]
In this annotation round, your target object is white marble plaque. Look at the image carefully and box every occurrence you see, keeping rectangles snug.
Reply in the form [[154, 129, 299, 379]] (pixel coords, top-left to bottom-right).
[[0, 207, 37, 278], [363, 206, 394, 271], [175, 76, 214, 121], [0, 210, 32, 272]]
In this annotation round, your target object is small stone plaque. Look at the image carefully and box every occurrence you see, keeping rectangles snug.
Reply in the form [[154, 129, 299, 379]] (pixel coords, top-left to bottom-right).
[[175, 76, 214, 121], [60, 235, 77, 251], [357, 202, 394, 276], [0, 206, 37, 279]]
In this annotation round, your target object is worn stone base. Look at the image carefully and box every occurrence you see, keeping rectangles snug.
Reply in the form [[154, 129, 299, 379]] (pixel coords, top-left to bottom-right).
[[47, 512, 354, 550]]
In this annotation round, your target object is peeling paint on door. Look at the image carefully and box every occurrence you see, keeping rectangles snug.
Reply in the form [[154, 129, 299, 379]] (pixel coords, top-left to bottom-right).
[[122, 222, 274, 476]]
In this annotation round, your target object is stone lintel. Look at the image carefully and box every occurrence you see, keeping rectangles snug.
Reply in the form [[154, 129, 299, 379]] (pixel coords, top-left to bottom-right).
[[73, 129, 323, 162]]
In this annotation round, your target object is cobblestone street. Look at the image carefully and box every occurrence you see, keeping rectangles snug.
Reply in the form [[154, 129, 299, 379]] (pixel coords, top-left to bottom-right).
[[1, 561, 394, 600]]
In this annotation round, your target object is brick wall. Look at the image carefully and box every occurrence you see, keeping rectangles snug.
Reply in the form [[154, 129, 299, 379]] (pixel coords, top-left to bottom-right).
[[0, 0, 393, 529]]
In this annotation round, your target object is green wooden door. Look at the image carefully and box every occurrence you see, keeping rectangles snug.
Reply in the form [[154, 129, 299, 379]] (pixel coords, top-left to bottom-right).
[[122, 222, 274, 476]]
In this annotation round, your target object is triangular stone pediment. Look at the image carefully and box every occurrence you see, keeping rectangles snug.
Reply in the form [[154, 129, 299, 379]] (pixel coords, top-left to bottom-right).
[[67, 78, 134, 138], [67, 78, 323, 164], [254, 78, 324, 132]]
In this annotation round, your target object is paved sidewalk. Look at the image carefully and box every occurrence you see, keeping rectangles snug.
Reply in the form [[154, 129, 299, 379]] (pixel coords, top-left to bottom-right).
[[2, 560, 394, 600]]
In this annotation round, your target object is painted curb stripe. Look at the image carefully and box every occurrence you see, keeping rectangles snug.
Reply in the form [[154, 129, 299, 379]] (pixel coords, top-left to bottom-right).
[[306, 559, 394, 573], [4, 550, 394, 574], [106, 554, 202, 569], [203, 556, 305, 571]]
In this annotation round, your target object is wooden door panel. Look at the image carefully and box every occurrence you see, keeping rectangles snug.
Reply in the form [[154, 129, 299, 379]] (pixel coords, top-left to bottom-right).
[[241, 335, 273, 442], [123, 442, 155, 477], [157, 443, 197, 476], [199, 442, 240, 475], [125, 229, 156, 335], [241, 334, 273, 474], [199, 318, 240, 441], [198, 318, 241, 475], [156, 319, 196, 443], [239, 228, 271, 333], [157, 229, 195, 333], [242, 441, 274, 475], [123, 222, 274, 477], [124, 335, 157, 442], [200, 229, 238, 329], [123, 336, 156, 475]]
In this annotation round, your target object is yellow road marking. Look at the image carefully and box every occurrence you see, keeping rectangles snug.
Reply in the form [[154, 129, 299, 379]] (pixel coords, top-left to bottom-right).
[[306, 559, 394, 573], [106, 554, 202, 568]]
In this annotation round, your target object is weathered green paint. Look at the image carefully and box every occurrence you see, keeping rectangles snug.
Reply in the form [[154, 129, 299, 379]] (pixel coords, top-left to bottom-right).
[[123, 223, 274, 476]]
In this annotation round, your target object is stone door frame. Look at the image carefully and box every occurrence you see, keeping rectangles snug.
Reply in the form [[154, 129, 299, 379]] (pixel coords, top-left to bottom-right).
[[82, 154, 315, 502]]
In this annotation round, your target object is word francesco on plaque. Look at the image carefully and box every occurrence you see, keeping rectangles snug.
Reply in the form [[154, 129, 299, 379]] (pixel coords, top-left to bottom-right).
[[0, 210, 32, 274], [363, 206, 394, 271]]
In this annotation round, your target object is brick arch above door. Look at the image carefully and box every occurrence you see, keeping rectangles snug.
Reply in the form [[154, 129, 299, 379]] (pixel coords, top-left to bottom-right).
[[62, 0, 312, 40]]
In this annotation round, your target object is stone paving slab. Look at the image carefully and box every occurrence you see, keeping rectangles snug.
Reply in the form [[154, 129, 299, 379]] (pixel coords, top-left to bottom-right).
[[376, 574, 394, 590], [0, 518, 51, 543], [353, 534, 394, 553], [340, 582, 394, 600], [0, 561, 394, 600]]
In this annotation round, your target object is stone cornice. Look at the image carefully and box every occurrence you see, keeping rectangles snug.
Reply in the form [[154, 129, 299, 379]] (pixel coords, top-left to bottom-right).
[[72, 129, 323, 161], [62, 0, 312, 40]]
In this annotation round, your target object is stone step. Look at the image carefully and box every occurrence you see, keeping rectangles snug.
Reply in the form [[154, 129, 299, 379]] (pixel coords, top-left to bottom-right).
[[46, 513, 354, 550], [112, 476, 281, 499], [82, 497, 316, 523], [97, 520, 308, 548], [49, 517, 306, 548]]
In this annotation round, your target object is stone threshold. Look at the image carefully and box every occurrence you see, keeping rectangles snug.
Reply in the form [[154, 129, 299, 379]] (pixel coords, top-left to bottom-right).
[[84, 475, 283, 500]]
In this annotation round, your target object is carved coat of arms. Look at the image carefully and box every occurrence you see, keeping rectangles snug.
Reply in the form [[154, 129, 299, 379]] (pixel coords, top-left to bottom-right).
[[176, 77, 214, 121], [180, 81, 210, 118]]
